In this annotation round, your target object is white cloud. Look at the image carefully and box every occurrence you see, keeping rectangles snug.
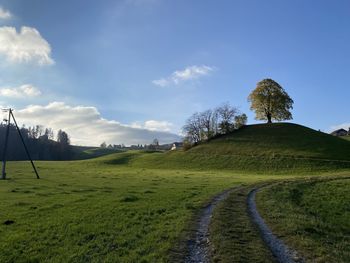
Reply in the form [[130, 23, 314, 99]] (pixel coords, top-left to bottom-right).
[[152, 65, 214, 87], [130, 120, 173, 132], [152, 78, 169, 87], [0, 84, 41, 98], [0, 26, 54, 65], [14, 102, 181, 146], [0, 7, 12, 20]]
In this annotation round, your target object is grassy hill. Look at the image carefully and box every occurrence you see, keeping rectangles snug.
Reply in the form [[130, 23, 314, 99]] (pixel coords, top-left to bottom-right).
[[71, 146, 123, 160], [99, 123, 350, 173], [342, 136, 350, 142], [188, 123, 350, 160]]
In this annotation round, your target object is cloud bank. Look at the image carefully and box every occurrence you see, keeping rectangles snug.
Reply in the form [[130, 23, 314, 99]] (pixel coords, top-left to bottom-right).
[[14, 102, 181, 146], [130, 120, 173, 132], [0, 26, 54, 65], [0, 84, 41, 98], [152, 65, 214, 87]]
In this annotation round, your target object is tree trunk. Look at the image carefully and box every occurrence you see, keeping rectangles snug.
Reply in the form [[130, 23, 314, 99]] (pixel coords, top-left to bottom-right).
[[267, 113, 272, 123]]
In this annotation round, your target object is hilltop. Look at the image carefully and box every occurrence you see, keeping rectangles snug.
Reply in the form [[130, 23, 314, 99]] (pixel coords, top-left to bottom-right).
[[99, 123, 350, 173], [188, 123, 350, 160]]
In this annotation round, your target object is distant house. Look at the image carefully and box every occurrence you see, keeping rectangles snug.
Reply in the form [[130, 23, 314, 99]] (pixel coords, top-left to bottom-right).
[[330, 128, 348, 137], [170, 142, 183, 150]]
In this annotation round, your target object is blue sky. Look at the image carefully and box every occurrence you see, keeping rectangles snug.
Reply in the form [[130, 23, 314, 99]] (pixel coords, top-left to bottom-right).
[[0, 0, 349, 145]]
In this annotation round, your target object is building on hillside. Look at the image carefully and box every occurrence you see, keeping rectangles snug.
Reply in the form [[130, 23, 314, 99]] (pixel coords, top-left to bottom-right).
[[330, 128, 348, 137], [170, 142, 183, 151]]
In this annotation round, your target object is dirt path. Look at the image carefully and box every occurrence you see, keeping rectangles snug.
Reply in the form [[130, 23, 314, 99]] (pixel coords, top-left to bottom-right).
[[184, 184, 304, 263], [247, 188, 304, 263], [184, 188, 236, 263]]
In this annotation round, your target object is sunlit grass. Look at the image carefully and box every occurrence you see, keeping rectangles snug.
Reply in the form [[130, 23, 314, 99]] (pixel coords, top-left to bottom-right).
[[0, 159, 282, 262], [256, 177, 350, 263]]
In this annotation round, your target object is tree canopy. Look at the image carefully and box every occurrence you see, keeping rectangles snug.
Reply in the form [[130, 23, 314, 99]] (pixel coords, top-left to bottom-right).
[[248, 79, 294, 123]]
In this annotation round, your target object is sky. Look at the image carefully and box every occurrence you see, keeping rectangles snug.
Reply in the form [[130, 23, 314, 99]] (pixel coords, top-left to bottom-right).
[[0, 0, 349, 146]]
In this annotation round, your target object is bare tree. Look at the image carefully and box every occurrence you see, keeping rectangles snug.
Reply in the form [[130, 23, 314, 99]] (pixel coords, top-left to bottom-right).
[[183, 103, 245, 148], [35, 125, 44, 138], [217, 103, 238, 134], [153, 138, 159, 150], [182, 112, 203, 144], [199, 109, 214, 140], [44, 128, 54, 140]]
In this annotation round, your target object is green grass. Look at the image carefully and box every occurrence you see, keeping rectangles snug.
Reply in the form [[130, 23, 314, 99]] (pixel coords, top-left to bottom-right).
[[71, 146, 123, 160], [193, 123, 350, 160], [1, 123, 349, 261], [210, 185, 275, 263], [0, 159, 286, 262], [341, 135, 350, 142], [256, 177, 350, 262], [98, 123, 350, 173]]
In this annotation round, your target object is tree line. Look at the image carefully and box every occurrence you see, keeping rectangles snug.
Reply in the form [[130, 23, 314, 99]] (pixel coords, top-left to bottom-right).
[[0, 124, 72, 161], [182, 102, 247, 148]]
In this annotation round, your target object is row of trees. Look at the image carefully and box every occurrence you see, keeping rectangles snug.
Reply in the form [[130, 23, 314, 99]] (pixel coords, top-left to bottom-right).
[[100, 139, 161, 151], [0, 124, 72, 161], [183, 103, 247, 145]]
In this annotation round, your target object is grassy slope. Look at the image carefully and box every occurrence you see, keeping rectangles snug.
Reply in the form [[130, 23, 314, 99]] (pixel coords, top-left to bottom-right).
[[256, 178, 350, 262], [341, 135, 350, 142], [71, 146, 123, 160], [102, 123, 350, 173]]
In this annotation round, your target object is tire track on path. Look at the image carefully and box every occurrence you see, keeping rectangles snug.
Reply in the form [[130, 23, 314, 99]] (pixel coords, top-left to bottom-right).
[[247, 187, 304, 263], [184, 188, 237, 263]]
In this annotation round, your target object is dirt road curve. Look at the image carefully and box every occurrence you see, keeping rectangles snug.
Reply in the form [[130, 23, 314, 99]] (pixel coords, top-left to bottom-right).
[[184, 188, 235, 263], [247, 188, 304, 263], [185, 184, 304, 263]]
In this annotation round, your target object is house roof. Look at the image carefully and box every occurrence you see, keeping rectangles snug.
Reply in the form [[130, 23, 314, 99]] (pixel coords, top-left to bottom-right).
[[330, 128, 347, 135]]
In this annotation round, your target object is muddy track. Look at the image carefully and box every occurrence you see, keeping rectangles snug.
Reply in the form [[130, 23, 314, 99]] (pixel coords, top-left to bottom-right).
[[184, 188, 237, 263]]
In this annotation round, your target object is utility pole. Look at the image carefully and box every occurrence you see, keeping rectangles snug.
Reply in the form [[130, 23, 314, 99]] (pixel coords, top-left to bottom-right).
[[1, 109, 11, 179], [1, 109, 40, 179]]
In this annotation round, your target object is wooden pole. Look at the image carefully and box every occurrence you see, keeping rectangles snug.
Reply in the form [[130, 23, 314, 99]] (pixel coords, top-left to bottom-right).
[[1, 109, 11, 179], [10, 110, 40, 179]]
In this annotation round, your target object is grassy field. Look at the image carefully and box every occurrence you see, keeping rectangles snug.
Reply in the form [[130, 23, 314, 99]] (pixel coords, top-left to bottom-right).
[[256, 178, 350, 262], [0, 158, 287, 262], [71, 146, 123, 160], [1, 123, 349, 262]]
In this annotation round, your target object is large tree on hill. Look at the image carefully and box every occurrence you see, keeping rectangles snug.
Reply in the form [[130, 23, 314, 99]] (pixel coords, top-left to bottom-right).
[[248, 79, 294, 123]]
